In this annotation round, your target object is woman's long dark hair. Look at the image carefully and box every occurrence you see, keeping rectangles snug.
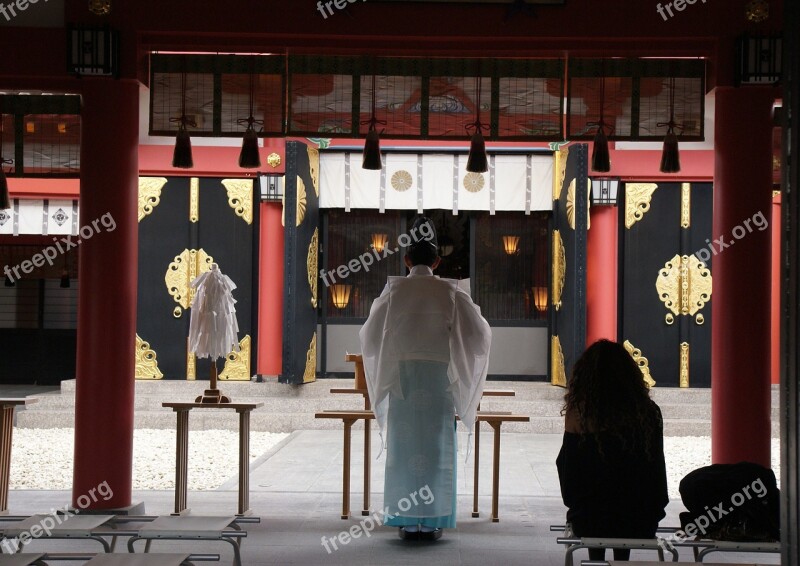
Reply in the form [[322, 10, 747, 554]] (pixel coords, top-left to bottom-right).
[[562, 339, 660, 457]]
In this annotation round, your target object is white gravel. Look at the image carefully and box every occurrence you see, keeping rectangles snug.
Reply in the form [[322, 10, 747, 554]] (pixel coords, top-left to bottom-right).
[[10, 429, 288, 491], [10, 431, 781, 498]]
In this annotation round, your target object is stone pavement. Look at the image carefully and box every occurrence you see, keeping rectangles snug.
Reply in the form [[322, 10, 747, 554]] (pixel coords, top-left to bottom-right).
[[5, 430, 781, 565]]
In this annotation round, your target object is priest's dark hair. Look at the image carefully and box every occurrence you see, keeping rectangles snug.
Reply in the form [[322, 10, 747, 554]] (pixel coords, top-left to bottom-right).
[[407, 242, 438, 267]]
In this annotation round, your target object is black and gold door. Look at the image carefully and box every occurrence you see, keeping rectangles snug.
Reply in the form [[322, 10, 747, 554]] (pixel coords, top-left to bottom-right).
[[620, 182, 712, 387], [135, 176, 256, 380], [550, 144, 589, 387], [279, 141, 320, 385]]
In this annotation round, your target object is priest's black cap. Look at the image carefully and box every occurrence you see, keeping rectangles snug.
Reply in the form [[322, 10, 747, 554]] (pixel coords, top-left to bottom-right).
[[409, 215, 438, 251]]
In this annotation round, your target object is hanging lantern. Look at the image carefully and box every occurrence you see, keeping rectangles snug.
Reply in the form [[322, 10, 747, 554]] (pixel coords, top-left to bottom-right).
[[371, 233, 388, 254], [502, 235, 520, 255], [533, 286, 548, 313], [330, 284, 352, 309]]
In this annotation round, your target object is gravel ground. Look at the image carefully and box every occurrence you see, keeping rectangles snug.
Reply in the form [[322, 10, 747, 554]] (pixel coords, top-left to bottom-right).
[[10, 431, 781, 497], [10, 429, 289, 491]]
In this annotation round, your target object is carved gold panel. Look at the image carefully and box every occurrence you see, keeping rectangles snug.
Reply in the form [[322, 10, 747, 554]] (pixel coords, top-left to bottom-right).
[[135, 334, 163, 380], [219, 335, 252, 381], [681, 183, 691, 228], [551, 335, 567, 387], [189, 178, 200, 223], [553, 147, 569, 201], [307, 147, 320, 197], [680, 342, 690, 388], [566, 178, 591, 231], [165, 248, 214, 311], [138, 177, 168, 222], [625, 183, 658, 229], [267, 152, 282, 168], [552, 229, 566, 311], [308, 228, 319, 308], [282, 176, 308, 227], [656, 253, 712, 324], [623, 339, 655, 388], [221, 179, 253, 225], [303, 333, 317, 383]]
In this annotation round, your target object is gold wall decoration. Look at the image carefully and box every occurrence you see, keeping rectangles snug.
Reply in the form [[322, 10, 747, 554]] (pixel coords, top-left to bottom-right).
[[656, 253, 712, 324], [680, 183, 691, 228], [551, 335, 567, 387], [552, 229, 566, 311], [680, 342, 690, 388], [88, 0, 111, 15], [173, 306, 183, 318], [391, 170, 413, 192], [566, 178, 591, 231], [303, 333, 317, 383], [625, 183, 658, 229], [553, 147, 569, 201], [138, 177, 168, 222], [135, 334, 163, 380], [307, 228, 319, 308], [283, 176, 308, 227], [307, 147, 320, 196], [189, 178, 200, 223], [623, 339, 655, 388], [219, 335, 252, 381], [221, 179, 253, 225], [267, 152, 282, 168], [463, 172, 485, 193], [165, 248, 214, 310]]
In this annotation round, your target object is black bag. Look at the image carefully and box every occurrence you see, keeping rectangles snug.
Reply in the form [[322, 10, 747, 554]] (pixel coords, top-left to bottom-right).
[[678, 461, 780, 542]]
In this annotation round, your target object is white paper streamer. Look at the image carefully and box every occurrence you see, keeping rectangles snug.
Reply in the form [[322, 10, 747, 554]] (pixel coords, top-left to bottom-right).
[[188, 263, 240, 359]]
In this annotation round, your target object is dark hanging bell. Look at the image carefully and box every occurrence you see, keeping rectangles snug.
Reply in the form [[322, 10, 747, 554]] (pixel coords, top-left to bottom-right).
[[591, 126, 611, 172], [466, 130, 488, 173], [660, 130, 681, 173], [239, 126, 261, 168], [362, 127, 382, 170], [0, 167, 10, 210], [172, 124, 194, 169]]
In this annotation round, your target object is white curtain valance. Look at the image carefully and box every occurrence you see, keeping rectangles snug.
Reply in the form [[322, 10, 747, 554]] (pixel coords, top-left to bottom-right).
[[319, 152, 553, 213], [0, 199, 80, 236]]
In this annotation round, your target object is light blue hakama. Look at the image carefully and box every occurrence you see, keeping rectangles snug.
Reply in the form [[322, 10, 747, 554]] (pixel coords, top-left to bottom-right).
[[383, 360, 457, 529]]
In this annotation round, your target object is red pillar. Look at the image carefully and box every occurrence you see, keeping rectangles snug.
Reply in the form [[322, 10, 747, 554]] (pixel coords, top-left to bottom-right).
[[771, 192, 781, 384], [257, 202, 284, 376], [711, 87, 774, 467], [73, 79, 139, 508], [586, 205, 618, 345]]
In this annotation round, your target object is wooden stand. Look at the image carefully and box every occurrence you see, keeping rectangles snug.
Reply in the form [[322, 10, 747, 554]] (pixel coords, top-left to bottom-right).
[[196, 362, 231, 404]]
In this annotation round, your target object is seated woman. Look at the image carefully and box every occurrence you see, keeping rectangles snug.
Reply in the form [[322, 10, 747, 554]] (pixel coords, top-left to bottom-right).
[[556, 339, 668, 562]]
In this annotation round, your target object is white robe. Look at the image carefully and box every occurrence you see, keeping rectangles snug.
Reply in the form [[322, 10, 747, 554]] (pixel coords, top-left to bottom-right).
[[359, 265, 492, 440]]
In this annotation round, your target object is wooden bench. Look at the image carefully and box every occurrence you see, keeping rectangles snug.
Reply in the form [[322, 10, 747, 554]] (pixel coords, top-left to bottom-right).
[[315, 409, 529, 522]]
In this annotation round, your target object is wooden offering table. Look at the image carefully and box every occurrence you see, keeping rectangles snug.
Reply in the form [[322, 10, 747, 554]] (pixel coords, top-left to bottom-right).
[[162, 402, 263, 515], [315, 409, 528, 522], [1, 397, 37, 514]]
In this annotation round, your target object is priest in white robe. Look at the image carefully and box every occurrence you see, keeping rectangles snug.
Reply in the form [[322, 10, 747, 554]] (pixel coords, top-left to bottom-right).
[[359, 216, 491, 540]]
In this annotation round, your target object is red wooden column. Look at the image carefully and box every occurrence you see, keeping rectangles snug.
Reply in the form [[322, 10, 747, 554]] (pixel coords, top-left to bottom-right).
[[73, 79, 139, 509], [711, 86, 774, 467], [586, 205, 618, 345], [771, 192, 781, 384], [257, 202, 284, 376]]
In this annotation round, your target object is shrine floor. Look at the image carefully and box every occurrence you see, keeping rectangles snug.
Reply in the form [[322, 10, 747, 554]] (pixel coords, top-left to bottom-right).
[[6, 430, 781, 565]]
